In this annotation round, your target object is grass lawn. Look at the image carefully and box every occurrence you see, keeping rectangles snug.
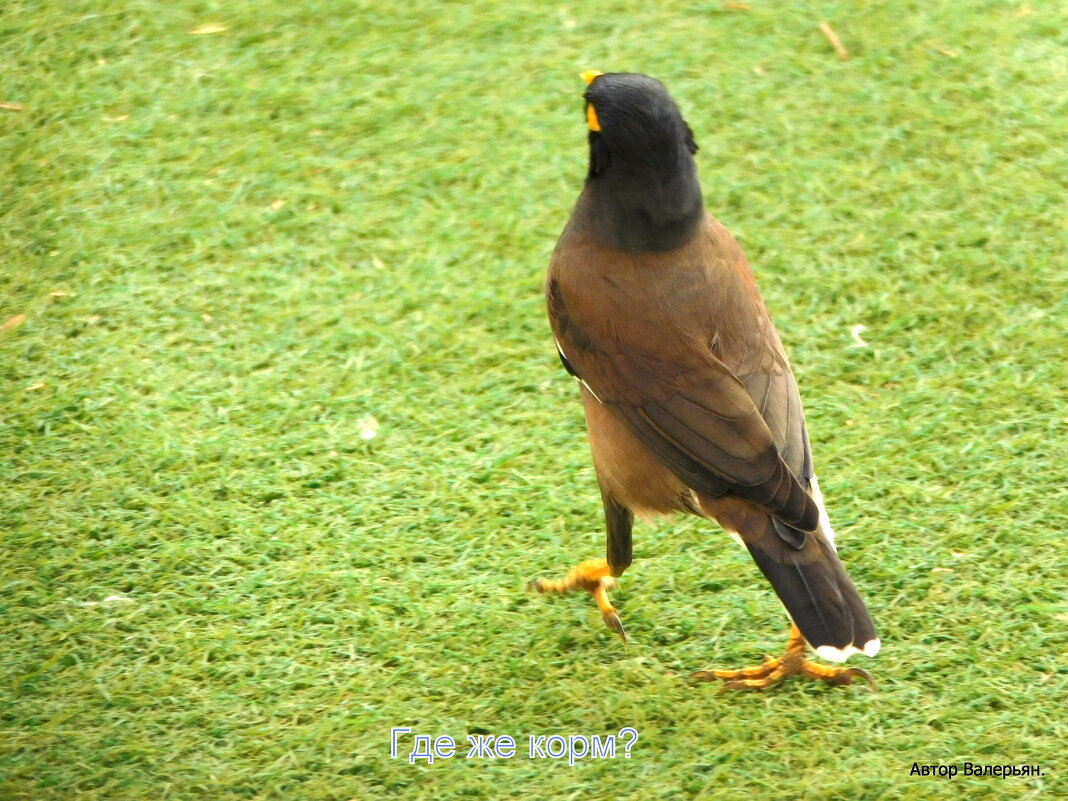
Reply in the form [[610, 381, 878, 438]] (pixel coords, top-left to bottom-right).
[[2, 1, 1066, 798]]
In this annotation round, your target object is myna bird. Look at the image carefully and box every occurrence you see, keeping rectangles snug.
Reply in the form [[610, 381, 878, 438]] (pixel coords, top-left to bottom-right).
[[531, 72, 879, 690]]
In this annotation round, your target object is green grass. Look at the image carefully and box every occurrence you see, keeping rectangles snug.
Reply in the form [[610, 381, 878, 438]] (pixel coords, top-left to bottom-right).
[[3, 1, 1066, 798]]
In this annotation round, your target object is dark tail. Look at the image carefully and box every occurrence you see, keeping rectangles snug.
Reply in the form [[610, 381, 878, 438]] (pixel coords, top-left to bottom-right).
[[746, 516, 879, 662]]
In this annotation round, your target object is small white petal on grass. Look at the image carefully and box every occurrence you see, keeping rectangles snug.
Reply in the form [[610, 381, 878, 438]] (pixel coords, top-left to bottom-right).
[[189, 23, 227, 35], [50, 290, 76, 297], [26, 382, 46, 392], [931, 567, 953, 573], [950, 552, 971, 558], [849, 324, 869, 348], [358, 415, 380, 440]]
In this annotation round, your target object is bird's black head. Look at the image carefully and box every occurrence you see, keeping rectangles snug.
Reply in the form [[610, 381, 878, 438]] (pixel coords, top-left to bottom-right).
[[582, 72, 698, 178], [575, 72, 703, 252]]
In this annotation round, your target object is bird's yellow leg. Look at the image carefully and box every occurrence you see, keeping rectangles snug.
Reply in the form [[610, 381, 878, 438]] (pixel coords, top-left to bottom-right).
[[529, 558, 626, 643], [690, 625, 875, 691]]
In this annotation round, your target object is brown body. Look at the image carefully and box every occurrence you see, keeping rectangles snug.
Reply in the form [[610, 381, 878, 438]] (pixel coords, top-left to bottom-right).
[[580, 341, 795, 542], [560, 212, 804, 520], [549, 192, 877, 661]]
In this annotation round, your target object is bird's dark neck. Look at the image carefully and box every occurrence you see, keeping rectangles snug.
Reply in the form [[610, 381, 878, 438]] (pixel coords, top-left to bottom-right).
[[577, 152, 704, 252]]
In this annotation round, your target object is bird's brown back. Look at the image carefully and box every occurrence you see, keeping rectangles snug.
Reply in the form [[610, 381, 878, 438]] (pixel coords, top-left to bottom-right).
[[548, 195, 811, 485]]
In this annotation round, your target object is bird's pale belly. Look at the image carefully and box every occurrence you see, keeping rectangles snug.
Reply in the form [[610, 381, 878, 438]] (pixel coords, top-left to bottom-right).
[[580, 387, 688, 519]]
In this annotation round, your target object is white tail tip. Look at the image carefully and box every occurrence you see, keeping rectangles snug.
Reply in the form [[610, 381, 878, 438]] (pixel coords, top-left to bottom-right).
[[815, 638, 881, 663]]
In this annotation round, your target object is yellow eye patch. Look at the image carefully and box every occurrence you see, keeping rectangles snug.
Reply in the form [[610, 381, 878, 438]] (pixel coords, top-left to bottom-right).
[[581, 71, 603, 131], [586, 103, 601, 132]]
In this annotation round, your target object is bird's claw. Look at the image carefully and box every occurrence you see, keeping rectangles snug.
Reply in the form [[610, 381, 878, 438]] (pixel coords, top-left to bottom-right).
[[602, 608, 627, 644], [690, 626, 877, 691], [832, 666, 876, 690], [529, 558, 626, 645]]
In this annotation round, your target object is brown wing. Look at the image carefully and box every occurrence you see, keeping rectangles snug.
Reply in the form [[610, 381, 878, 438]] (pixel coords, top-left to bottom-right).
[[732, 319, 814, 487], [553, 326, 818, 535], [547, 223, 818, 536]]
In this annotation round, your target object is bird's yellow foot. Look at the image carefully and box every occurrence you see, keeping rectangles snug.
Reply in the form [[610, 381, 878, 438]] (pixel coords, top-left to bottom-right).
[[690, 625, 875, 691], [529, 558, 625, 643]]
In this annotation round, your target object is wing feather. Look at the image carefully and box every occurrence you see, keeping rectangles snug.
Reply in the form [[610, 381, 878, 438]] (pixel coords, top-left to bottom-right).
[[547, 218, 819, 540]]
